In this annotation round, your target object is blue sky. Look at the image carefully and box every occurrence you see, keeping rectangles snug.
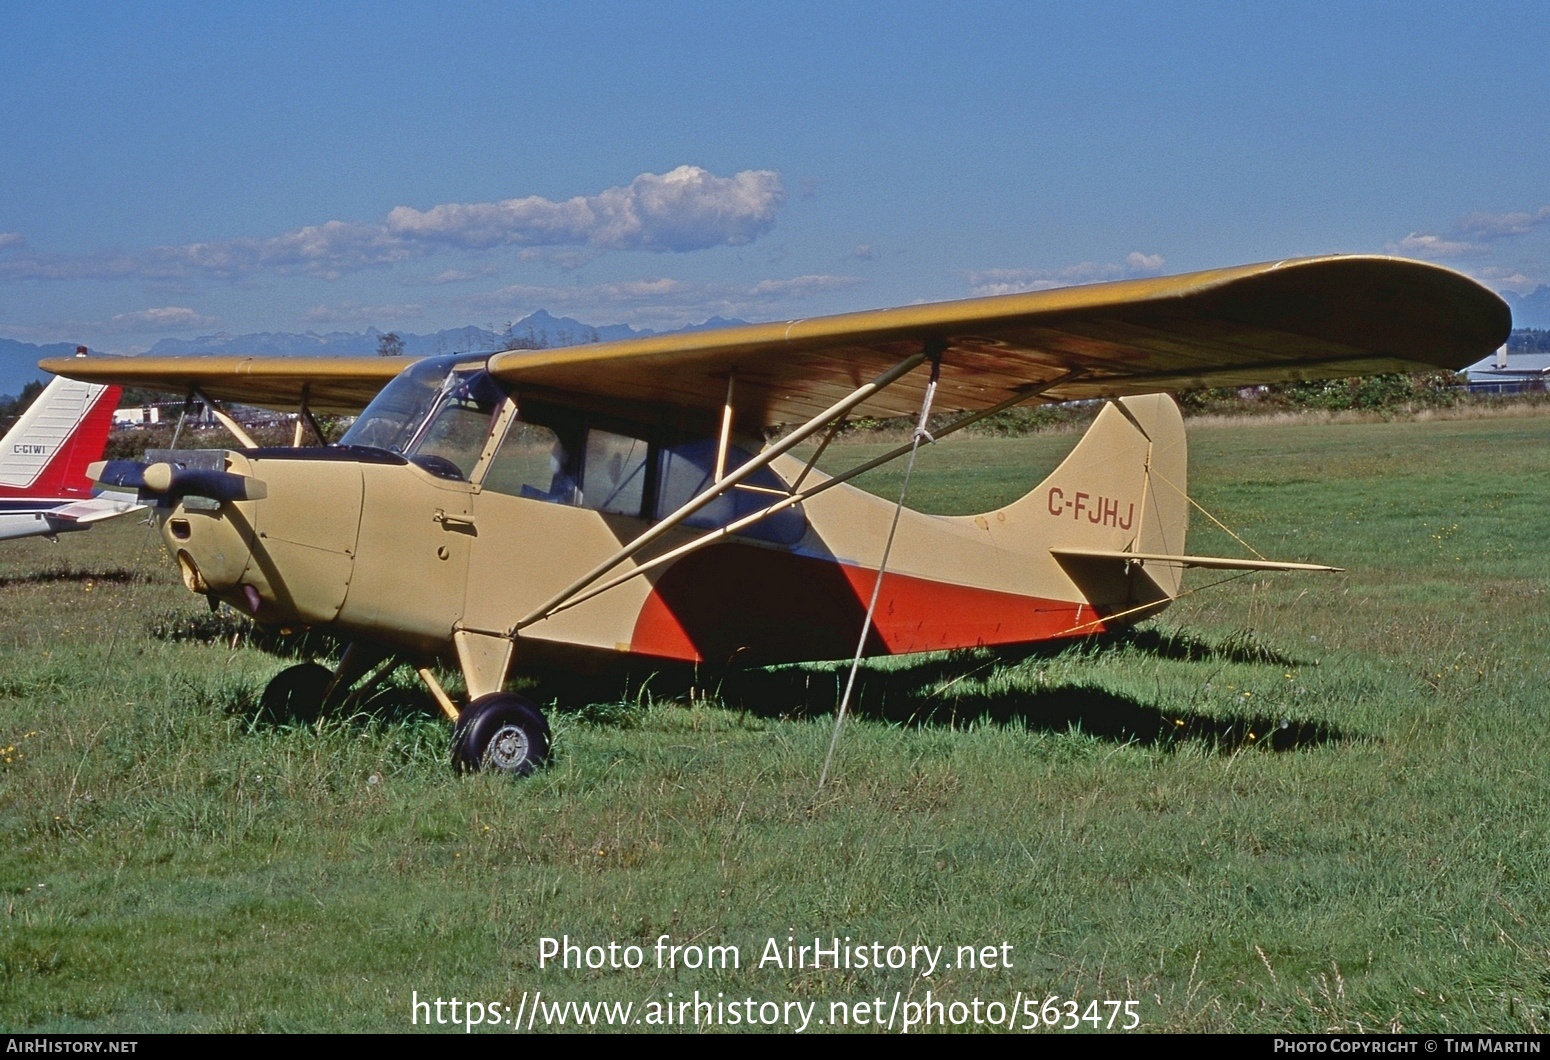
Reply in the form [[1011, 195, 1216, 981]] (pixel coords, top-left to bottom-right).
[[2, 1, 1547, 351]]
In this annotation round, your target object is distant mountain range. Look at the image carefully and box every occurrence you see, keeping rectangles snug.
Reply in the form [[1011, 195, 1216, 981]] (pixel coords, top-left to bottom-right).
[[0, 310, 749, 400], [0, 339, 90, 402], [1504, 286, 1550, 330], [137, 310, 664, 358]]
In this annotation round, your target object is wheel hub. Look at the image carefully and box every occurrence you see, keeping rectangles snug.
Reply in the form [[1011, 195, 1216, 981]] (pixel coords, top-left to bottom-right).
[[486, 724, 531, 771]]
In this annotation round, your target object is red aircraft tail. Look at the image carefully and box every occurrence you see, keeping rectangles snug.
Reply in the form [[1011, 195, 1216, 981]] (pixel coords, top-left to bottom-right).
[[0, 373, 121, 501]]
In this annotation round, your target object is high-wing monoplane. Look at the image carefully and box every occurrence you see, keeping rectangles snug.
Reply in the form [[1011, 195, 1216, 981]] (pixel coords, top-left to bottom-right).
[[0, 361, 142, 542], [46, 256, 1510, 775]]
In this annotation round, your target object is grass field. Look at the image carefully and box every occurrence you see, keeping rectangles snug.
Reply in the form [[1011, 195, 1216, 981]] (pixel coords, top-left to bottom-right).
[[2, 410, 1549, 1033]]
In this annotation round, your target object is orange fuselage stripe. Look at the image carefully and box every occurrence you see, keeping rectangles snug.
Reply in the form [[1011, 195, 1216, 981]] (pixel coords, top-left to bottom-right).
[[629, 544, 1104, 665]]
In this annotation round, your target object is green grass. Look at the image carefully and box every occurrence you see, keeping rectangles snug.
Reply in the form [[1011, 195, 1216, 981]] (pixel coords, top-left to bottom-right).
[[2, 411, 1549, 1032]]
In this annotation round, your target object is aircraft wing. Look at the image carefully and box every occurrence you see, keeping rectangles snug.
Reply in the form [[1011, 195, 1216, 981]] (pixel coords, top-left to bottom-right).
[[486, 255, 1511, 425], [33, 356, 405, 416], [39, 256, 1509, 426]]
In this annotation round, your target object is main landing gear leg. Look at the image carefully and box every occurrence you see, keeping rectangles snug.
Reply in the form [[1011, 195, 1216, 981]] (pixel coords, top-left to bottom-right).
[[437, 629, 551, 777]]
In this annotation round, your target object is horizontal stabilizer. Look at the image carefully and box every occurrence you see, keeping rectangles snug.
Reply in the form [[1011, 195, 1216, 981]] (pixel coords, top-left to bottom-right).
[[1050, 547, 1343, 573], [47, 492, 145, 524]]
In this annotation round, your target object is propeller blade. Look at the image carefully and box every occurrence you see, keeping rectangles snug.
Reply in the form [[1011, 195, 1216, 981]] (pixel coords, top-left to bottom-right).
[[86, 459, 265, 502]]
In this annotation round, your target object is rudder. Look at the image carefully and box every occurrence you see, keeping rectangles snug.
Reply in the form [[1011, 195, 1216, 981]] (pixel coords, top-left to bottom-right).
[[1002, 392, 1189, 613], [0, 376, 121, 497]]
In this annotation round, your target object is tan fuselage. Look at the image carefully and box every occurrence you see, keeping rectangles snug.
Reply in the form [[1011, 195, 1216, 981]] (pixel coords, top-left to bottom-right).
[[159, 394, 1189, 686]]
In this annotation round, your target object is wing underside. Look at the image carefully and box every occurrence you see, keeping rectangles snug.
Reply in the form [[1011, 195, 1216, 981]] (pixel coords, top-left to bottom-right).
[[33, 356, 405, 417], [485, 256, 1509, 426]]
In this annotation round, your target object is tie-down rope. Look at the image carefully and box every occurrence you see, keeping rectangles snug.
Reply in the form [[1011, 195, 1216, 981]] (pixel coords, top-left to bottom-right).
[[816, 357, 941, 794]]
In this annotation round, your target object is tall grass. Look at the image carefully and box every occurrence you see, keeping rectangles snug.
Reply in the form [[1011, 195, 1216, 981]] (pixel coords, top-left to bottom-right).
[[2, 411, 1548, 1032]]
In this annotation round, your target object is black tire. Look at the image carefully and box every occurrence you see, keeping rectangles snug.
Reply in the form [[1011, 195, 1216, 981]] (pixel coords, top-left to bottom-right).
[[259, 661, 333, 723], [450, 693, 551, 776]]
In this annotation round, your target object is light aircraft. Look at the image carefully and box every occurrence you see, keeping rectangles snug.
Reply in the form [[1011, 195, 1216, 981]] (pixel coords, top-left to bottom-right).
[[0, 356, 142, 542], [45, 256, 1510, 775]]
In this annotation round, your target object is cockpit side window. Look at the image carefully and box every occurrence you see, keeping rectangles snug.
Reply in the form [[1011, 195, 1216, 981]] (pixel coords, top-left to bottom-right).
[[581, 429, 649, 517], [485, 401, 649, 516], [412, 402, 493, 480], [483, 419, 579, 503], [484, 401, 805, 544], [656, 440, 807, 545]]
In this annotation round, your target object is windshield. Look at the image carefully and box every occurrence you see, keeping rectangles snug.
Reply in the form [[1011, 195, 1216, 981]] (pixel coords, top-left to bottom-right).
[[339, 354, 487, 455], [406, 369, 506, 479]]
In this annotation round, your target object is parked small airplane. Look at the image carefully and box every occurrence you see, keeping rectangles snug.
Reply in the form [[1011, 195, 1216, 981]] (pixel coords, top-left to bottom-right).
[[0, 357, 142, 542], [47, 256, 1510, 775]]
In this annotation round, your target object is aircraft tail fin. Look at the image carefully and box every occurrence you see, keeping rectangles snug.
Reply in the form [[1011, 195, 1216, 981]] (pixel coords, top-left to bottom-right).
[[0, 374, 121, 498], [1002, 392, 1190, 615]]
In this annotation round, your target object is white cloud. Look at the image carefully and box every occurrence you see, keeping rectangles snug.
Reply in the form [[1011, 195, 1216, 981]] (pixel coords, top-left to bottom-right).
[[0, 167, 784, 284], [747, 275, 863, 298], [1454, 206, 1550, 241], [0, 233, 25, 251], [105, 306, 221, 332], [305, 302, 424, 325], [966, 253, 1166, 297], [1389, 204, 1550, 269], [1474, 266, 1544, 296], [427, 270, 484, 285], [0, 251, 140, 281], [514, 247, 599, 271], [399, 265, 501, 287], [844, 244, 875, 262], [0, 305, 219, 347], [465, 273, 863, 329], [385, 166, 782, 254], [1387, 233, 1489, 259], [0, 320, 90, 343]]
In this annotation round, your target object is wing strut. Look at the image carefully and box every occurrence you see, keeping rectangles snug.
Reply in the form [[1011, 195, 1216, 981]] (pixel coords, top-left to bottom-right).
[[169, 391, 194, 449], [818, 347, 942, 793], [511, 348, 931, 630], [714, 371, 735, 483], [290, 383, 327, 446], [292, 384, 308, 446], [516, 367, 1084, 629], [191, 386, 259, 450]]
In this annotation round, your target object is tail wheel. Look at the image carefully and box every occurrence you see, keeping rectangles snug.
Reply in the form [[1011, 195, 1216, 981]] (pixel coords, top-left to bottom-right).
[[260, 661, 333, 723], [451, 693, 550, 776]]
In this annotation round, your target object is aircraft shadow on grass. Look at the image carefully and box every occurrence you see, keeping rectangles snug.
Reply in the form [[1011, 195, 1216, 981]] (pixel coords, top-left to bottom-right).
[[0, 565, 150, 589], [153, 609, 1341, 751], [529, 629, 1343, 753], [723, 672, 1342, 753]]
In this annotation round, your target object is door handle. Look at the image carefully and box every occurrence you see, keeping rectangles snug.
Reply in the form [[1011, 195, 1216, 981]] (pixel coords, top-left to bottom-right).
[[434, 509, 476, 531]]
